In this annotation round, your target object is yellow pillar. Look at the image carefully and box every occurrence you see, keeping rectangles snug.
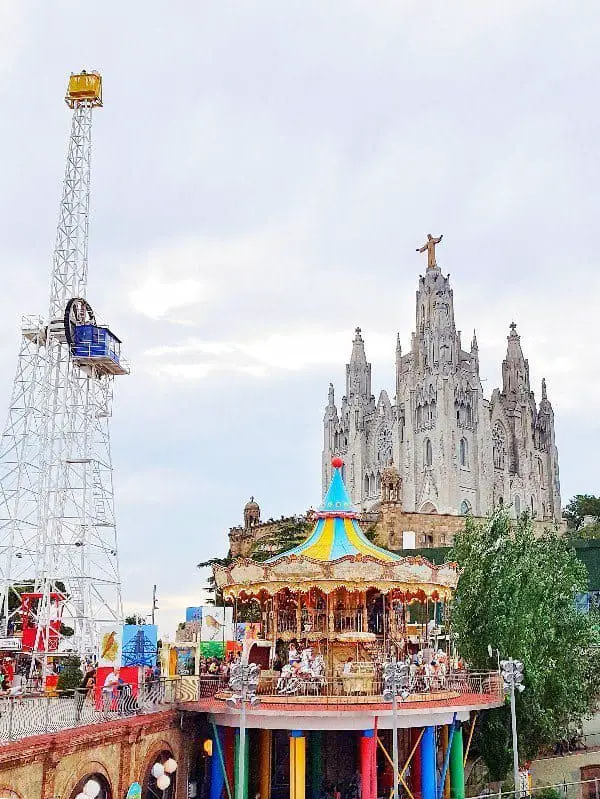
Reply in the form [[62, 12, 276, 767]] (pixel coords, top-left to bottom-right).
[[290, 731, 306, 799], [260, 729, 272, 799]]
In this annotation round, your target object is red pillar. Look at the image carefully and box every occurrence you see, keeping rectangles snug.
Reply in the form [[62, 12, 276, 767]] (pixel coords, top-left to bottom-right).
[[360, 730, 375, 799], [411, 727, 422, 798], [224, 725, 235, 797]]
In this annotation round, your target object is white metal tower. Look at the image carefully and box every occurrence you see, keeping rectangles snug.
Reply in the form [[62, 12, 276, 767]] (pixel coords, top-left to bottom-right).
[[0, 71, 127, 663]]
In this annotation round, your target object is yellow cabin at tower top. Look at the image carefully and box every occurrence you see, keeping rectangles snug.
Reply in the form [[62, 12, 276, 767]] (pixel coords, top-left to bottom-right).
[[65, 71, 102, 108]]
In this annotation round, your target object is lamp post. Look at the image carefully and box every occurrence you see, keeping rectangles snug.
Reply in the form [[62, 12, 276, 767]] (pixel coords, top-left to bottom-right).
[[227, 661, 261, 799], [500, 658, 525, 798], [383, 662, 410, 799]]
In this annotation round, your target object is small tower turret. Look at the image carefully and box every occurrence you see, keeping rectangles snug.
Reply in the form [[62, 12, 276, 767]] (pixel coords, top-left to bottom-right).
[[345, 326, 372, 402]]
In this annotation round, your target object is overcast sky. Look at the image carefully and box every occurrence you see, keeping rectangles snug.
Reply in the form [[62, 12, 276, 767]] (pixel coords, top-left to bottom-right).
[[0, 1, 598, 635]]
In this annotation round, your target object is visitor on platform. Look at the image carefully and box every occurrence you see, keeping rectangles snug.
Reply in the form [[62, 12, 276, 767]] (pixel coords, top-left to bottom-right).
[[102, 666, 121, 712], [343, 657, 354, 675]]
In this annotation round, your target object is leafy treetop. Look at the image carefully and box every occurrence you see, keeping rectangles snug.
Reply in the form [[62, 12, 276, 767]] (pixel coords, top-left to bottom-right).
[[451, 509, 600, 774]]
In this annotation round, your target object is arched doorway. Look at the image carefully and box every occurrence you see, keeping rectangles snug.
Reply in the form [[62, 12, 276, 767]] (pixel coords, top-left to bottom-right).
[[69, 773, 112, 799], [143, 750, 178, 799]]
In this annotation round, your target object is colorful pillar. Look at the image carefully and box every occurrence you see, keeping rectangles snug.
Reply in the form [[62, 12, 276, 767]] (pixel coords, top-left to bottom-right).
[[310, 731, 323, 799], [224, 726, 236, 799], [450, 724, 465, 799], [259, 729, 272, 799], [441, 725, 451, 799], [411, 727, 422, 796], [421, 726, 436, 799], [360, 730, 375, 799], [290, 730, 306, 799], [235, 728, 250, 799], [210, 726, 226, 799]]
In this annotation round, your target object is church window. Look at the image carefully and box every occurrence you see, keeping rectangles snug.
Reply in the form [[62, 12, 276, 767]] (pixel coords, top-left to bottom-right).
[[514, 495, 521, 516], [531, 496, 535, 516], [355, 410, 359, 428], [363, 474, 369, 497], [498, 496, 504, 506], [492, 423, 507, 470], [460, 500, 471, 515], [424, 438, 433, 467], [459, 438, 468, 468], [542, 502, 546, 518]]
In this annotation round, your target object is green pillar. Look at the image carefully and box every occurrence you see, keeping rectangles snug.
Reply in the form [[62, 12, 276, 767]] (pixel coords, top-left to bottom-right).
[[235, 728, 250, 799], [449, 724, 465, 799], [310, 731, 323, 799]]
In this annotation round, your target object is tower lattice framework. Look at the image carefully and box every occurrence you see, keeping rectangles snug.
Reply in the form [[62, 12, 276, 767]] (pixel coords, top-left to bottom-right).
[[0, 72, 124, 661]]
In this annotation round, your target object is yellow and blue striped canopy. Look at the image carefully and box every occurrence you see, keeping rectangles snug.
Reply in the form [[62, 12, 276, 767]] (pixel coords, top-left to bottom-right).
[[269, 463, 400, 563]]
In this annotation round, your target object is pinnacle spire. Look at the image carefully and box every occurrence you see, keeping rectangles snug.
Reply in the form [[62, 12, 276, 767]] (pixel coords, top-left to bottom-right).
[[542, 377, 547, 400], [471, 329, 478, 351]]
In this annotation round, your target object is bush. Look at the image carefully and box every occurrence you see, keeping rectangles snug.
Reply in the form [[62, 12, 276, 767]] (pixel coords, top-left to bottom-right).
[[533, 788, 562, 799], [56, 656, 83, 694]]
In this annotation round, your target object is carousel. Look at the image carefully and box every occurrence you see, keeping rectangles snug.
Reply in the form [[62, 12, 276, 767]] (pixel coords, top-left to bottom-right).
[[213, 458, 459, 697]]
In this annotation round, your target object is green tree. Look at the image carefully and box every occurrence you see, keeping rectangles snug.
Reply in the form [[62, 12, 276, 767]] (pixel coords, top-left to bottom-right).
[[564, 495, 600, 531], [56, 655, 83, 694], [124, 614, 146, 625], [451, 509, 600, 775], [250, 518, 310, 562]]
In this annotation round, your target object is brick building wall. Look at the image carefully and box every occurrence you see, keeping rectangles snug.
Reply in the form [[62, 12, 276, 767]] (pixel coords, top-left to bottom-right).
[[0, 710, 201, 799]]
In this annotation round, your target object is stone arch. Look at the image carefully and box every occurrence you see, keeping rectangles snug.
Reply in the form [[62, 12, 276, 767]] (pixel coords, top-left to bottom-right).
[[0, 788, 23, 799], [363, 473, 370, 496], [419, 501, 437, 514], [140, 743, 179, 799], [459, 437, 468, 468], [459, 499, 471, 515], [59, 759, 114, 799], [424, 438, 433, 468], [67, 772, 113, 799]]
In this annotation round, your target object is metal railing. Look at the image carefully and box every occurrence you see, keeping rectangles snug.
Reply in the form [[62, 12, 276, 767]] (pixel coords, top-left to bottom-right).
[[469, 778, 600, 799], [0, 678, 181, 743], [193, 670, 502, 705]]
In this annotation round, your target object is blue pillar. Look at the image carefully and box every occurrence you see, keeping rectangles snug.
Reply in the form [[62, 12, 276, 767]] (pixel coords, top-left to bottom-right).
[[210, 726, 225, 799], [421, 726, 436, 799]]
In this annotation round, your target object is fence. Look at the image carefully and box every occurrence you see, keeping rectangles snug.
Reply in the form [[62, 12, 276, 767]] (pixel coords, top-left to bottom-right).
[[468, 778, 600, 799], [0, 677, 180, 744], [192, 669, 502, 705]]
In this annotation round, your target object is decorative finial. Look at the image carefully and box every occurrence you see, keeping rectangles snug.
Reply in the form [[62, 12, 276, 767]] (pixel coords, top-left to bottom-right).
[[355, 326, 362, 337], [542, 378, 547, 400], [509, 322, 518, 334], [416, 233, 443, 269], [331, 457, 344, 469]]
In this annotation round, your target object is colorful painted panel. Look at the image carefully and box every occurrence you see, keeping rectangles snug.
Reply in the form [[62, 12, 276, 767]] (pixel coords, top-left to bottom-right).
[[186, 606, 203, 622], [199, 641, 225, 659], [98, 624, 122, 667], [200, 606, 233, 642], [121, 624, 158, 667]]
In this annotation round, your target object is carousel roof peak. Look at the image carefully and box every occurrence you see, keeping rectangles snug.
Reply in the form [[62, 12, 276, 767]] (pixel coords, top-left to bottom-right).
[[266, 458, 400, 563]]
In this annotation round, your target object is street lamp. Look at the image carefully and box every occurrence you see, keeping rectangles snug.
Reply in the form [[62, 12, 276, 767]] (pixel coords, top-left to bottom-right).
[[226, 662, 261, 799], [500, 658, 525, 797], [383, 662, 410, 799]]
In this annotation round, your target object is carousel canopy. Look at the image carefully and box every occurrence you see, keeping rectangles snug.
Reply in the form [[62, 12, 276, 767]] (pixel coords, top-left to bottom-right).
[[267, 460, 399, 563], [213, 458, 459, 600]]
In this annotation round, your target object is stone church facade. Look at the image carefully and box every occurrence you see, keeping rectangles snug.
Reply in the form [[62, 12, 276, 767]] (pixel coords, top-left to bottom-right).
[[322, 254, 561, 526]]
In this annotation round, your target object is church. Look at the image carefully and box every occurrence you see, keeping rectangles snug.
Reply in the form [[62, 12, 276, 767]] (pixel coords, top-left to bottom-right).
[[322, 235, 561, 529]]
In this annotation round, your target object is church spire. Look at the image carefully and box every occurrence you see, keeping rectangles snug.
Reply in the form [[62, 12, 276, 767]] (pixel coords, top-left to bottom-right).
[[502, 322, 530, 395], [346, 326, 372, 401], [471, 329, 478, 352]]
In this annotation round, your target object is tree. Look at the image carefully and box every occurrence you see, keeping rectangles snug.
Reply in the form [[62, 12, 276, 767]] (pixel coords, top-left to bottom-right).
[[564, 495, 600, 531], [250, 517, 310, 562], [56, 655, 83, 694], [451, 509, 600, 774], [124, 614, 146, 625]]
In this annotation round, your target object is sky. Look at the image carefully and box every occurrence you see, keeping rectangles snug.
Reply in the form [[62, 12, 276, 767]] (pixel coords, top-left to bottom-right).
[[0, 1, 598, 635]]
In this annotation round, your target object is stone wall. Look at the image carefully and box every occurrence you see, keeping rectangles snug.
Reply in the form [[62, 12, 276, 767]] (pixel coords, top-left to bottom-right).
[[0, 710, 201, 799], [372, 502, 566, 550]]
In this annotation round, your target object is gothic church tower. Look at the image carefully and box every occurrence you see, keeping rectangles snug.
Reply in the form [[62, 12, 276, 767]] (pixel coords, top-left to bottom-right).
[[323, 239, 561, 522]]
